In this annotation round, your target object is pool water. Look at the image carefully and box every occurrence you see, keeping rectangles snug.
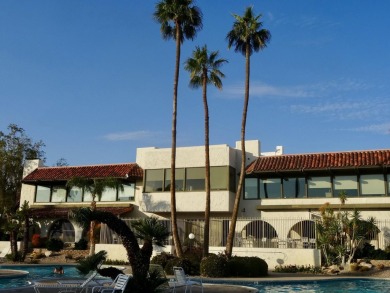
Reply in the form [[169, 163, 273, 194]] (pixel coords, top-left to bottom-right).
[[0, 265, 87, 289], [206, 278, 390, 292]]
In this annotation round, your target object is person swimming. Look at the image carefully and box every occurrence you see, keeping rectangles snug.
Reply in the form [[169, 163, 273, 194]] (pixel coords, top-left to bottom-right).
[[54, 266, 64, 274]]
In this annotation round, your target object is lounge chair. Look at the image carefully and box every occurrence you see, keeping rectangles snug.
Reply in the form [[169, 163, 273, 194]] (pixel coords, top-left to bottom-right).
[[169, 266, 203, 293], [33, 271, 99, 293], [91, 273, 130, 293]]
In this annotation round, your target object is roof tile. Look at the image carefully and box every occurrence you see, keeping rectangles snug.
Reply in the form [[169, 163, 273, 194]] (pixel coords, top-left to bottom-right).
[[246, 149, 390, 174], [23, 163, 143, 182]]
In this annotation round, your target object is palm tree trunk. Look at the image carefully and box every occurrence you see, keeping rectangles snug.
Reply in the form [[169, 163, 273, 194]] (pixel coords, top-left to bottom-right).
[[89, 199, 97, 256], [170, 23, 183, 258], [225, 48, 251, 257], [203, 72, 210, 257], [21, 216, 30, 261]]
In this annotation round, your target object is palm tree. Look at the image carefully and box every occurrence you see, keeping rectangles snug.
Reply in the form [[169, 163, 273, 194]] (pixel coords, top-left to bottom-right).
[[71, 208, 169, 292], [184, 45, 227, 257], [154, 0, 202, 258], [225, 6, 271, 257], [66, 177, 121, 255]]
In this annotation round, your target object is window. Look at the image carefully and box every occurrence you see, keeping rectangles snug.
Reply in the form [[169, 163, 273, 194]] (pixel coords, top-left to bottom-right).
[[333, 175, 358, 197], [51, 186, 66, 202], [211, 166, 228, 190], [164, 168, 185, 191], [360, 174, 385, 196], [283, 177, 305, 198], [260, 178, 281, 198], [67, 186, 82, 202], [83, 189, 93, 202], [229, 166, 236, 192], [100, 187, 117, 201], [308, 177, 331, 198], [36, 185, 51, 202], [144, 169, 164, 192], [186, 168, 205, 191], [388, 174, 390, 195], [119, 183, 135, 201], [244, 178, 258, 199]]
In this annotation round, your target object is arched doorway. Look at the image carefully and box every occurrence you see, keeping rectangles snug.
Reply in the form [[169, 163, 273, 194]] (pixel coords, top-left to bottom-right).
[[241, 220, 278, 248], [48, 219, 75, 243], [288, 220, 316, 248]]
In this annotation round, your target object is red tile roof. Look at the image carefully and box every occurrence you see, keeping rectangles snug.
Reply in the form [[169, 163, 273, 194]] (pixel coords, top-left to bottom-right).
[[30, 205, 134, 219], [246, 149, 390, 174], [23, 163, 143, 182]]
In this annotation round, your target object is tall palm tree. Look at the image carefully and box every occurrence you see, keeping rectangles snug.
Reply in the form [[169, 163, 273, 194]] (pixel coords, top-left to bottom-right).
[[66, 177, 121, 255], [154, 0, 202, 258], [225, 6, 271, 257], [184, 45, 227, 257]]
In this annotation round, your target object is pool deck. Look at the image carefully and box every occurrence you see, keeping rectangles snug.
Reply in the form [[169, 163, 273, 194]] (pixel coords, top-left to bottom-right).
[[3, 271, 389, 293]]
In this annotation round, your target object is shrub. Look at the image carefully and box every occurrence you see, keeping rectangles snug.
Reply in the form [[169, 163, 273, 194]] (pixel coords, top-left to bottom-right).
[[46, 238, 64, 252], [151, 252, 175, 269], [227, 256, 268, 277], [200, 254, 228, 277], [76, 250, 107, 275], [74, 238, 88, 250], [98, 266, 124, 280]]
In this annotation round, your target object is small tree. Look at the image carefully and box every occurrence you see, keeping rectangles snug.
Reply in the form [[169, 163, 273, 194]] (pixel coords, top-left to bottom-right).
[[71, 208, 169, 292], [316, 193, 378, 267]]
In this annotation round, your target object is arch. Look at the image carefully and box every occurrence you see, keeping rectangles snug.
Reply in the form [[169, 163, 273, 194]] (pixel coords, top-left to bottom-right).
[[288, 220, 316, 248], [48, 219, 75, 243], [241, 220, 278, 248]]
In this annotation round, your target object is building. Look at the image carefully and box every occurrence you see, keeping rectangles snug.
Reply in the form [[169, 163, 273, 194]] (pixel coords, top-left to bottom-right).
[[18, 141, 390, 268]]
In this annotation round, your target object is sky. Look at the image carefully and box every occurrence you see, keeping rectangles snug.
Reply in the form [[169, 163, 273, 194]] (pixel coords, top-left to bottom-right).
[[1, 1, 389, 166]]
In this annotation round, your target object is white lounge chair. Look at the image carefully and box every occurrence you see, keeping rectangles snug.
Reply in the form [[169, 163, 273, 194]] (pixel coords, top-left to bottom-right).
[[169, 267, 203, 293], [33, 271, 99, 293], [91, 273, 130, 293]]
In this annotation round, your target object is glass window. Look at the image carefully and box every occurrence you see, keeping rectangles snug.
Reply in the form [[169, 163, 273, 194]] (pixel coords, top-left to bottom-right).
[[211, 166, 228, 190], [244, 178, 258, 199], [308, 177, 331, 198], [119, 183, 135, 201], [36, 185, 51, 202], [51, 186, 66, 202], [83, 189, 93, 202], [100, 187, 117, 201], [229, 167, 236, 192], [186, 167, 205, 191], [283, 177, 305, 198], [67, 186, 82, 202], [360, 174, 385, 196], [164, 168, 185, 191], [144, 169, 164, 192], [260, 178, 281, 198], [388, 174, 390, 196], [333, 175, 358, 197]]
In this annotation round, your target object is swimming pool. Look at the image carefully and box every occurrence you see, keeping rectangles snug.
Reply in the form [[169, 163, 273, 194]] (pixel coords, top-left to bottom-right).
[[205, 278, 390, 292], [0, 265, 88, 289]]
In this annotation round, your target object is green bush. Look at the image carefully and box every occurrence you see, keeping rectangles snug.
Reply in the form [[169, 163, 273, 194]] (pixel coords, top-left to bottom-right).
[[46, 238, 64, 252], [227, 256, 268, 277], [76, 250, 107, 275], [74, 238, 88, 250], [200, 254, 228, 277], [150, 252, 175, 269]]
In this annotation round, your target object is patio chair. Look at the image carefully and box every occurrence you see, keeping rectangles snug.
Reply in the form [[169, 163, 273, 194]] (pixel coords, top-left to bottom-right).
[[91, 273, 130, 293], [169, 266, 203, 293], [33, 270, 99, 293]]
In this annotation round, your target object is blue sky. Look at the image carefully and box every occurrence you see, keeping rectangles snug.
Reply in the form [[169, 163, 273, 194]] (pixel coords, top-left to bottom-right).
[[1, 1, 389, 166]]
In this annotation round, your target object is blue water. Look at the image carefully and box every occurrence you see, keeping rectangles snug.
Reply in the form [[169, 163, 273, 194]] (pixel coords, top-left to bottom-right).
[[205, 278, 390, 292], [0, 265, 88, 289]]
